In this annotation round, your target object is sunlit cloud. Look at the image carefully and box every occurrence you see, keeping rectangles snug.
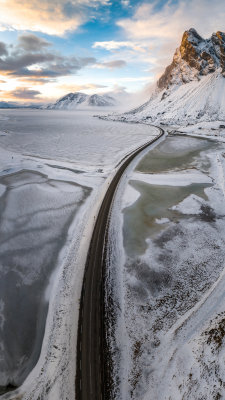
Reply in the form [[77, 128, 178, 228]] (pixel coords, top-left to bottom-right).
[[18, 77, 55, 85], [57, 82, 107, 93], [93, 40, 146, 52], [0, 0, 111, 36], [121, 0, 130, 6], [3, 87, 41, 100]]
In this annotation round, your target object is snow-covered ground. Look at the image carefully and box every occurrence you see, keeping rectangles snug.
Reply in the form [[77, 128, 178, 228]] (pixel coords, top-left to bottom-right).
[[0, 109, 159, 173], [0, 109, 159, 399], [107, 134, 225, 399], [175, 120, 225, 138]]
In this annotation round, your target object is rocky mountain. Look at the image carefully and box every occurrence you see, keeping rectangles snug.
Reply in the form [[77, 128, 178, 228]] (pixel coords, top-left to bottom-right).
[[120, 29, 225, 125], [46, 92, 88, 110], [46, 92, 117, 110], [88, 94, 116, 107], [0, 101, 42, 109], [158, 28, 225, 93]]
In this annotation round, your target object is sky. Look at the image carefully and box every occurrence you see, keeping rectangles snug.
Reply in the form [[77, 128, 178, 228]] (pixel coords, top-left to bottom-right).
[[0, 0, 224, 104]]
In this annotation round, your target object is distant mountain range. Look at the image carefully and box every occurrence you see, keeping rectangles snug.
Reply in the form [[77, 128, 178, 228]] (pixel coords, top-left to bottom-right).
[[0, 93, 119, 110], [0, 101, 39, 109], [118, 28, 225, 125], [45, 92, 118, 110]]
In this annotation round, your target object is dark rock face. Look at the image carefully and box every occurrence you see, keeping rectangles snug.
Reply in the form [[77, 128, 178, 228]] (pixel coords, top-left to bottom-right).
[[180, 29, 204, 70], [158, 28, 225, 91]]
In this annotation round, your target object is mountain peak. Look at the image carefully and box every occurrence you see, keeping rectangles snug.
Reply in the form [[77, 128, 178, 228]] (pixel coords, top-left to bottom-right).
[[157, 28, 225, 92], [184, 28, 203, 44], [46, 92, 117, 110]]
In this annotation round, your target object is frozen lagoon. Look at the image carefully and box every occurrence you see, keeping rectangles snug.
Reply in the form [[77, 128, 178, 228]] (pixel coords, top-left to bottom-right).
[[108, 134, 225, 400]]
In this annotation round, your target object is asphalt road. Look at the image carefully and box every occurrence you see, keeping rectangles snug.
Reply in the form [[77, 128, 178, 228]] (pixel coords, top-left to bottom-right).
[[76, 126, 164, 400]]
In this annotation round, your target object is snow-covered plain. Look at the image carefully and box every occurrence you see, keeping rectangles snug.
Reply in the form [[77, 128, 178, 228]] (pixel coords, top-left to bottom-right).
[[0, 109, 159, 174], [106, 134, 225, 400], [0, 109, 159, 399]]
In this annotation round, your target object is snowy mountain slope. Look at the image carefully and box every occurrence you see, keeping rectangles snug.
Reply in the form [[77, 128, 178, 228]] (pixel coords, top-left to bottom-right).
[[130, 70, 225, 124], [46, 92, 88, 110], [118, 29, 225, 125], [46, 92, 117, 110], [88, 94, 116, 107]]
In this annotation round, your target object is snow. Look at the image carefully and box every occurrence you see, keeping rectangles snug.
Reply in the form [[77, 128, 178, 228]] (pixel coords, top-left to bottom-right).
[[155, 217, 170, 224], [176, 120, 225, 139], [132, 170, 212, 186], [122, 183, 140, 208], [0, 109, 159, 174], [0, 109, 159, 400], [107, 133, 225, 400], [109, 70, 225, 126], [171, 194, 204, 214]]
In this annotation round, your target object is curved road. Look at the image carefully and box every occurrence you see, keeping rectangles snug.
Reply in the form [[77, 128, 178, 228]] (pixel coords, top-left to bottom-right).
[[76, 126, 164, 400]]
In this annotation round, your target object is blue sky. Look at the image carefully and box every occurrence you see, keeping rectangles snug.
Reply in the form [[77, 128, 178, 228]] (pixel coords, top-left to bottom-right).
[[0, 0, 224, 103]]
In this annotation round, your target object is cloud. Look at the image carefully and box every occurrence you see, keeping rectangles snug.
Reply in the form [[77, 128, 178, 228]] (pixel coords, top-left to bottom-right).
[[95, 59, 127, 69], [0, 0, 111, 36], [93, 40, 146, 52], [117, 0, 225, 75], [0, 42, 8, 57], [18, 34, 51, 52], [0, 35, 97, 80], [121, 0, 130, 6], [115, 76, 152, 82], [57, 83, 107, 92], [54, 82, 108, 97], [4, 87, 41, 100]]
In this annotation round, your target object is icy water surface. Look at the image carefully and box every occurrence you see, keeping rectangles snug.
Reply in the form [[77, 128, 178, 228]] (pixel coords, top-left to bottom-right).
[[0, 109, 158, 171], [0, 169, 91, 392], [123, 136, 219, 256]]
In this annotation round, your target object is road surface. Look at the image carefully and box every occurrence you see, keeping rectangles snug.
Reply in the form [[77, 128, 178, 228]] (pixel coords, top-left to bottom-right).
[[76, 126, 164, 400]]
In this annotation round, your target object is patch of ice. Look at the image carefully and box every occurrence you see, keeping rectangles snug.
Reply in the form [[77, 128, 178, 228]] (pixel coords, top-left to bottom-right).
[[132, 170, 212, 186], [122, 183, 140, 208], [171, 194, 203, 215], [155, 217, 170, 224]]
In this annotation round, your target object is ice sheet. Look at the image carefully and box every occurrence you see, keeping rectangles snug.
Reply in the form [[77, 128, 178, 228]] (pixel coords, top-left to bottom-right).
[[0, 109, 159, 173]]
